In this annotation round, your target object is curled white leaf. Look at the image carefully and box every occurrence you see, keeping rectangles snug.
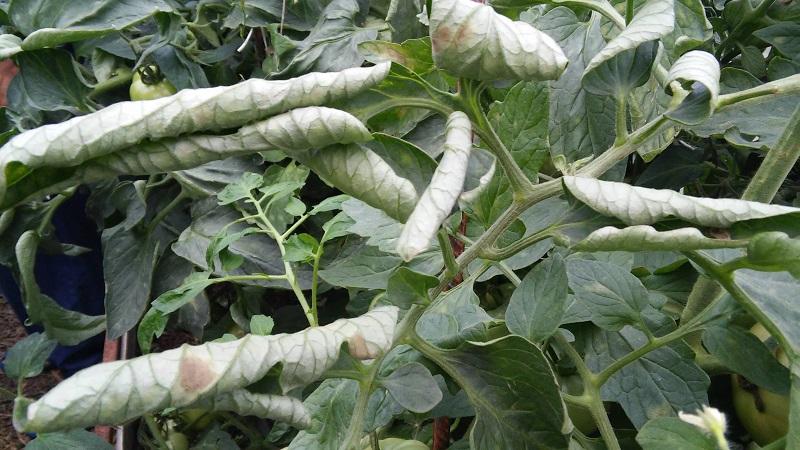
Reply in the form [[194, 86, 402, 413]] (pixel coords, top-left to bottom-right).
[[397, 111, 472, 261], [296, 143, 421, 222], [459, 147, 496, 205], [573, 226, 744, 252], [0, 63, 390, 207], [191, 390, 311, 428], [14, 306, 398, 433], [79, 107, 372, 178], [563, 176, 799, 227], [430, 0, 567, 81], [583, 0, 675, 77], [665, 50, 721, 124]]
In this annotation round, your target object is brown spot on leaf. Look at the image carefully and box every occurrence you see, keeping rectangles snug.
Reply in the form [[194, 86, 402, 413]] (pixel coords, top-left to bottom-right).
[[179, 356, 216, 393], [347, 333, 373, 360], [431, 25, 451, 51]]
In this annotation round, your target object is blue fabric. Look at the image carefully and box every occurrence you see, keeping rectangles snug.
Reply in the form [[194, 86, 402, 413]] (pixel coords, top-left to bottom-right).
[[0, 192, 105, 376]]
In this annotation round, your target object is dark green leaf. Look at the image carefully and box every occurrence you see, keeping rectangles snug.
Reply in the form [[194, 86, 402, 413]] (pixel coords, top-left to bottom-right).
[[636, 417, 717, 449], [25, 430, 113, 450], [703, 325, 790, 395], [506, 254, 568, 341], [10, 0, 173, 50], [585, 326, 710, 428], [386, 267, 438, 309], [566, 259, 651, 331], [421, 336, 570, 449], [3, 332, 56, 380], [13, 49, 92, 113], [379, 362, 442, 413]]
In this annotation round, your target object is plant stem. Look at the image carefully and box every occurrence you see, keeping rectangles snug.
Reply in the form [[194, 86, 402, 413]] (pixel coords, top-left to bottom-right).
[[553, 333, 620, 450], [680, 103, 800, 331], [310, 241, 324, 325], [685, 251, 794, 359], [437, 229, 459, 278], [715, 0, 777, 59], [147, 191, 188, 234], [143, 414, 169, 450], [716, 74, 800, 108], [625, 0, 635, 23], [742, 103, 800, 202], [464, 84, 535, 197], [89, 70, 134, 99], [481, 229, 552, 261], [614, 96, 628, 145], [248, 193, 315, 326]]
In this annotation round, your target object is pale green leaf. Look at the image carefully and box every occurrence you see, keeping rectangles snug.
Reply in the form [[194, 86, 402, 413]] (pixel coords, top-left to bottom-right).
[[0, 34, 21, 59], [397, 112, 472, 261], [665, 51, 721, 125], [15, 307, 398, 432], [573, 226, 744, 252], [24, 429, 113, 450], [191, 390, 310, 428], [430, 0, 568, 81], [746, 232, 800, 278], [563, 176, 800, 227]]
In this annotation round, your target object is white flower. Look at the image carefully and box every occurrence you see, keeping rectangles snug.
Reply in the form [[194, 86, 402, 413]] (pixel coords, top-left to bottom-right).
[[678, 405, 727, 434]]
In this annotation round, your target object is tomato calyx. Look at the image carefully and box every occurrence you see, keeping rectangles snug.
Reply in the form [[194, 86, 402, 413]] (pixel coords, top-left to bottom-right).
[[137, 65, 167, 86]]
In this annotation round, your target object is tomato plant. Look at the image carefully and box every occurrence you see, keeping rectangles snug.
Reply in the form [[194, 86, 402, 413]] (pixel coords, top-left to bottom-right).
[[0, 0, 798, 449]]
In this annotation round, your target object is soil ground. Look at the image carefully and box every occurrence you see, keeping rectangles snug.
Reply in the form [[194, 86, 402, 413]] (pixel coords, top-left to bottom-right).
[[0, 297, 60, 449]]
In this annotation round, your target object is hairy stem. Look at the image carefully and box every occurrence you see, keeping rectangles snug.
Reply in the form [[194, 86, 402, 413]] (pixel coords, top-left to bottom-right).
[[680, 103, 800, 331], [248, 193, 315, 326], [742, 103, 800, 202], [553, 333, 620, 450]]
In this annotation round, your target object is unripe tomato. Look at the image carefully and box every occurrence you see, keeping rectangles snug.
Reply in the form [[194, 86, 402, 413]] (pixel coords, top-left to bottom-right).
[[130, 65, 177, 100], [180, 408, 214, 431], [731, 323, 789, 445], [560, 374, 597, 434], [166, 431, 189, 450]]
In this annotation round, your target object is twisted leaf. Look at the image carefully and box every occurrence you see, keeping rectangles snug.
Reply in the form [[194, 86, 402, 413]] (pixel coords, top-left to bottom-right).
[[191, 390, 311, 428], [0, 63, 390, 208], [430, 0, 567, 81], [6, 107, 372, 208], [397, 112, 472, 261], [583, 0, 674, 82], [666, 51, 721, 125], [14, 306, 398, 433], [573, 226, 745, 252], [563, 176, 799, 227]]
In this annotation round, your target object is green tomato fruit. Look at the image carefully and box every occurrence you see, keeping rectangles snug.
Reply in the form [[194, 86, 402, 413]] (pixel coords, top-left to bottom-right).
[[180, 408, 214, 431], [731, 323, 789, 445], [560, 374, 597, 434], [130, 65, 177, 100], [362, 438, 429, 450], [166, 431, 189, 450]]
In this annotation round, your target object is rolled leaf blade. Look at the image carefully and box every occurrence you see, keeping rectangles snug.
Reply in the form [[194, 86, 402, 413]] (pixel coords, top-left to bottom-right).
[[14, 306, 398, 433], [397, 111, 472, 261], [190, 390, 311, 428], [573, 226, 745, 252], [8, 107, 372, 208], [665, 50, 721, 125], [0, 63, 390, 208], [582, 0, 675, 90], [430, 0, 567, 81], [563, 176, 800, 227]]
